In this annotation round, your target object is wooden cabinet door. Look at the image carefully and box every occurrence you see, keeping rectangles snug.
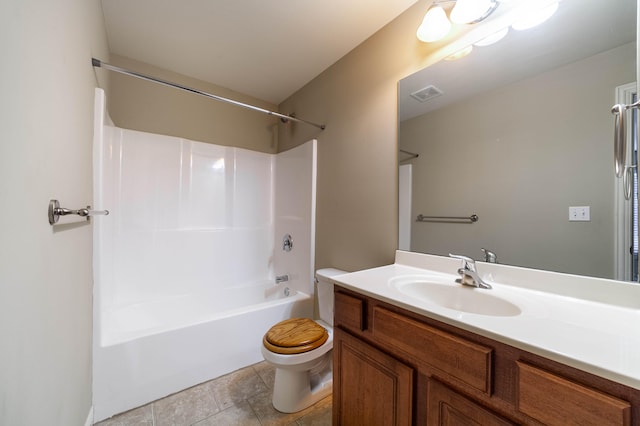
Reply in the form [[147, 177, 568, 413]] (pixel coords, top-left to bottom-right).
[[427, 379, 516, 426], [333, 327, 413, 426]]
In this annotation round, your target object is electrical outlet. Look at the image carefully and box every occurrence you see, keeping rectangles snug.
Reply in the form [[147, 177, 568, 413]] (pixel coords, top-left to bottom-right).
[[569, 206, 590, 221]]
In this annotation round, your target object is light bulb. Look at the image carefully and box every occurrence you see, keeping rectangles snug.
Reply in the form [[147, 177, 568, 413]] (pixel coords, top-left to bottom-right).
[[450, 0, 496, 24], [512, 1, 559, 30], [416, 6, 452, 42]]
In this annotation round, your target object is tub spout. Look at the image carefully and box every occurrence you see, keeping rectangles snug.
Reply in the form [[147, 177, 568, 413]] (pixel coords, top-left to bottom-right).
[[275, 275, 289, 284]]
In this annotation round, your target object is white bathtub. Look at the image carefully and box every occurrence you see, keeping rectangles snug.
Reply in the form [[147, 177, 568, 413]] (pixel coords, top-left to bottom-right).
[[92, 285, 312, 422], [101, 282, 302, 346], [92, 90, 318, 421]]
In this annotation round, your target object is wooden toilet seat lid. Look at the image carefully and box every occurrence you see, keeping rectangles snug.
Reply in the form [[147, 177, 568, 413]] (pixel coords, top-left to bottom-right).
[[263, 318, 328, 354]]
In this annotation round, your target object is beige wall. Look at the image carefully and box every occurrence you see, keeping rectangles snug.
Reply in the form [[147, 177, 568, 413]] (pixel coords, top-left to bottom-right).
[[105, 1, 440, 273], [278, 1, 439, 272], [400, 44, 635, 278], [0, 0, 109, 424], [109, 55, 279, 153], [103, 1, 639, 277]]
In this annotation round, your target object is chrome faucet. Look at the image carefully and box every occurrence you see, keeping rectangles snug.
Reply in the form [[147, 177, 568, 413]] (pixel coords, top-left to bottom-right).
[[275, 274, 289, 284], [449, 254, 492, 289]]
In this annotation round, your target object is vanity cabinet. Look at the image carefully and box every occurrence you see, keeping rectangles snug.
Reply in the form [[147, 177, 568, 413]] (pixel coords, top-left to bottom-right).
[[427, 379, 516, 426], [333, 327, 413, 425], [333, 288, 638, 425]]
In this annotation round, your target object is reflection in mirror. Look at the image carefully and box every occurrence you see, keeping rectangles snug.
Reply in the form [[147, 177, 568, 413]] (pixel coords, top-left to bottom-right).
[[398, 0, 637, 280]]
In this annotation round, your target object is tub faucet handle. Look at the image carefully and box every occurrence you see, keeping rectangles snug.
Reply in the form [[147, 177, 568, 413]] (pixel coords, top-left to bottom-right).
[[282, 234, 293, 252], [481, 248, 497, 263]]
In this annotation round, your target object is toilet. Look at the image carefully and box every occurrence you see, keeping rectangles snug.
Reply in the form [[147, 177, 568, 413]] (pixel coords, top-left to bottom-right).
[[261, 268, 345, 413]]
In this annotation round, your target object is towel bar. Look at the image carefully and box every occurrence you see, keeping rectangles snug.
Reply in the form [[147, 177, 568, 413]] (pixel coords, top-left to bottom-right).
[[416, 214, 478, 224]]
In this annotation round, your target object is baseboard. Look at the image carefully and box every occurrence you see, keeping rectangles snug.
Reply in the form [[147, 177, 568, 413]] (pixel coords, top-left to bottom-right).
[[84, 406, 94, 426]]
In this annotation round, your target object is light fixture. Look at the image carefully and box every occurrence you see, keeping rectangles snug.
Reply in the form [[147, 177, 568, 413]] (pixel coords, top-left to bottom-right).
[[417, 0, 500, 44], [512, 1, 559, 30], [416, 0, 561, 61], [416, 6, 452, 42]]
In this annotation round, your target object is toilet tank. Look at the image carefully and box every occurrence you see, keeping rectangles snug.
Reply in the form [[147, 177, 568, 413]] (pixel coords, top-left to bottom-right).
[[315, 268, 347, 326]]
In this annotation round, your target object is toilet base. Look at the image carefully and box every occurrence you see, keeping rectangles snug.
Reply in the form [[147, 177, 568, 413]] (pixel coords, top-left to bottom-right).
[[272, 367, 333, 413], [261, 319, 335, 413]]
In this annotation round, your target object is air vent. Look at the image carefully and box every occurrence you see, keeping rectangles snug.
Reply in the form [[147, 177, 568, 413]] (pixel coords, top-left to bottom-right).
[[410, 85, 443, 103]]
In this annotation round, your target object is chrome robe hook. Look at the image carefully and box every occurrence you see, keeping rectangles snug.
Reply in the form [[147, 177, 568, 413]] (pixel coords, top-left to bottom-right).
[[48, 199, 109, 225]]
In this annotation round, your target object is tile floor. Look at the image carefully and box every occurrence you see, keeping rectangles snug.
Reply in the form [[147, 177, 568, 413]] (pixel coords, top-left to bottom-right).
[[94, 361, 332, 426]]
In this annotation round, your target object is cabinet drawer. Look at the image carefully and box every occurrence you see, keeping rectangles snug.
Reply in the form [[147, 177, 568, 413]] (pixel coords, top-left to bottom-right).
[[373, 307, 492, 393], [517, 362, 631, 426], [334, 291, 365, 331]]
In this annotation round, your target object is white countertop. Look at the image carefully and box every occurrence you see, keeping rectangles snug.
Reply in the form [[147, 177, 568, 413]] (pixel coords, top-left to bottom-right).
[[330, 251, 640, 390]]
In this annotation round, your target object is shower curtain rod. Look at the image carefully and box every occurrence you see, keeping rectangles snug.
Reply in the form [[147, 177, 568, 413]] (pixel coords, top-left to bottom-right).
[[399, 149, 419, 160], [92, 58, 326, 130]]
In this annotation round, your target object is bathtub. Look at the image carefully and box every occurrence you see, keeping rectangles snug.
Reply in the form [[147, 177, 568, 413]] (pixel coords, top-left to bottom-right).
[[92, 89, 318, 421], [92, 285, 312, 422]]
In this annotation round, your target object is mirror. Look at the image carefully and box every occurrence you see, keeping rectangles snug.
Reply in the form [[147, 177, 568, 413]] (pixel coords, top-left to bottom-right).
[[398, 0, 637, 280]]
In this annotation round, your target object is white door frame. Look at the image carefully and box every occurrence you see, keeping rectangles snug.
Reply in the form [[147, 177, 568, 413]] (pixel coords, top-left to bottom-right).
[[398, 164, 413, 251]]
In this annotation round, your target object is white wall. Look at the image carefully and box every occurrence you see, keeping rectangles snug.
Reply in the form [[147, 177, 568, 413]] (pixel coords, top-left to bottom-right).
[[0, 0, 109, 425], [274, 141, 318, 289], [97, 126, 276, 314], [95, 118, 316, 323]]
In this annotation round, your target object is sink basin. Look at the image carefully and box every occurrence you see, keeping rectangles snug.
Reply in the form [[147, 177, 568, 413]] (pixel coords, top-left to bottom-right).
[[389, 276, 521, 317]]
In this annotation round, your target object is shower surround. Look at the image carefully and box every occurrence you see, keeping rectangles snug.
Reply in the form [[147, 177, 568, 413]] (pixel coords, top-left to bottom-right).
[[92, 89, 316, 421]]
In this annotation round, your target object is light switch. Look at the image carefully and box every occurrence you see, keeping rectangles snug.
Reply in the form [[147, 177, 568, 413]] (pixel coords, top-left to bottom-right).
[[569, 206, 590, 221]]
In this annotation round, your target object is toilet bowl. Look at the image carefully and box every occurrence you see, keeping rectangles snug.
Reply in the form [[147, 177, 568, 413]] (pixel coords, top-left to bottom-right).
[[261, 268, 345, 413]]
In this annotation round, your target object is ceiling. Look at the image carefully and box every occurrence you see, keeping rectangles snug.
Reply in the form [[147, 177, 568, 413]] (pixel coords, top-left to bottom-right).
[[399, 0, 636, 122], [101, 0, 419, 104]]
